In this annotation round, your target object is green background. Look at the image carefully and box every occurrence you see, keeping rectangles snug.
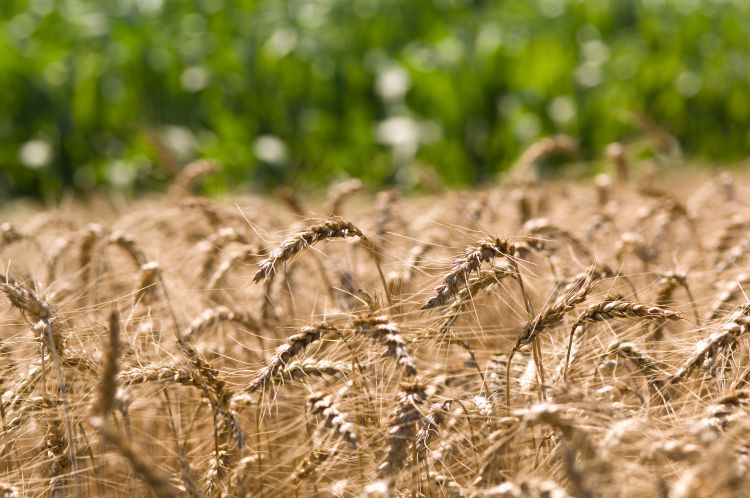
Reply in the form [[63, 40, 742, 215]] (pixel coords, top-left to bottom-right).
[[1, 0, 749, 200]]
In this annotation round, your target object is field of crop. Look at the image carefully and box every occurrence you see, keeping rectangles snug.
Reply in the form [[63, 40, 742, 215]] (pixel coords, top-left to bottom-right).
[[1, 150, 750, 497]]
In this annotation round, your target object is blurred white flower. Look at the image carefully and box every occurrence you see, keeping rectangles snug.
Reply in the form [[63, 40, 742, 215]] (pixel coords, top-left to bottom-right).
[[548, 96, 577, 125], [676, 71, 702, 97], [264, 28, 298, 59], [180, 66, 209, 92], [107, 160, 138, 187], [162, 125, 196, 161], [375, 66, 410, 102], [376, 116, 420, 149], [19, 140, 51, 169], [253, 135, 289, 164]]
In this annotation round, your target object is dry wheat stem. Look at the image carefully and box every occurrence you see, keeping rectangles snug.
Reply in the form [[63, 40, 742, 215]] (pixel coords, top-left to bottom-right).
[[93, 311, 120, 418]]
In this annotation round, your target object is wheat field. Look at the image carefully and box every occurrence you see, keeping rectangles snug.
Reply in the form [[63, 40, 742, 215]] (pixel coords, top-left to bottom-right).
[[2, 155, 750, 497]]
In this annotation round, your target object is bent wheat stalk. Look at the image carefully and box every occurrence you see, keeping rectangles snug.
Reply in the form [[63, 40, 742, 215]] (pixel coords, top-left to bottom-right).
[[563, 298, 681, 379], [253, 216, 391, 306]]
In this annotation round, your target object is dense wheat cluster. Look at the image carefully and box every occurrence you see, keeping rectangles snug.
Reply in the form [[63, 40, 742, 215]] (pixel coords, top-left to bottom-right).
[[2, 160, 750, 497]]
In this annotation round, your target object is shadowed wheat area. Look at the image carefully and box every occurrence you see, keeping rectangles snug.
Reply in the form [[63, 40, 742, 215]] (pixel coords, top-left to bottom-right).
[[3, 168, 750, 498]]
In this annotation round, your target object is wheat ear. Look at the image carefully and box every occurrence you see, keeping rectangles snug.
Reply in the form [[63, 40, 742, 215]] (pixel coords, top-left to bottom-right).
[[353, 315, 417, 377], [374, 382, 427, 488], [308, 391, 358, 448], [668, 304, 750, 386], [245, 323, 337, 393], [563, 298, 681, 379], [423, 237, 517, 310]]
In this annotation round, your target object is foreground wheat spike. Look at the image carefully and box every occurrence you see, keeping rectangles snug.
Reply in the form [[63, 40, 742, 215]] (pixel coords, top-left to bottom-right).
[[507, 268, 595, 397], [423, 236, 516, 310], [563, 298, 681, 378], [353, 314, 417, 377], [252, 216, 365, 283], [177, 340, 244, 444], [117, 364, 198, 387], [668, 304, 750, 386], [1, 277, 68, 367], [375, 382, 428, 486], [278, 359, 352, 383], [175, 341, 243, 495], [438, 264, 516, 336], [245, 323, 337, 393], [516, 267, 596, 347], [307, 391, 358, 448]]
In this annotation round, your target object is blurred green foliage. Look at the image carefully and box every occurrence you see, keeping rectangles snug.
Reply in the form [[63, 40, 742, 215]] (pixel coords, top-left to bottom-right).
[[1, 0, 749, 199]]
